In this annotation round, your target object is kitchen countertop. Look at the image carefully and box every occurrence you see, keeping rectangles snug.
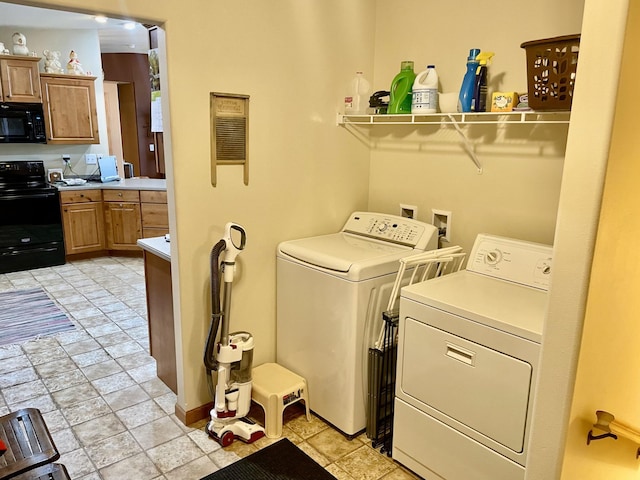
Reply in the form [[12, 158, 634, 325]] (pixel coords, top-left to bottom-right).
[[137, 236, 171, 262], [54, 178, 167, 191]]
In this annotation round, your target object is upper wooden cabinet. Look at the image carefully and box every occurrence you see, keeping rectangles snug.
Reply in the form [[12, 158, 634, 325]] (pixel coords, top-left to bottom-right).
[[40, 73, 100, 144], [0, 55, 42, 103]]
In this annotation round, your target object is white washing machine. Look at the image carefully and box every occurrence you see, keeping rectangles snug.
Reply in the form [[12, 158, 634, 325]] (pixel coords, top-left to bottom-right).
[[276, 212, 439, 437], [393, 234, 553, 480]]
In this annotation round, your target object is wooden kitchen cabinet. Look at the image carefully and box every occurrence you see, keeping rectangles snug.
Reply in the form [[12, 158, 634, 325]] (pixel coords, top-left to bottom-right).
[[60, 190, 105, 255], [40, 73, 100, 144], [140, 190, 169, 238], [0, 55, 42, 103], [103, 189, 142, 250]]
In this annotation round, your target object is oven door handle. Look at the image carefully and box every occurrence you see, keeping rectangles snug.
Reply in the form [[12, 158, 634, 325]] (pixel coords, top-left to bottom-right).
[[1, 246, 60, 256], [0, 192, 57, 201]]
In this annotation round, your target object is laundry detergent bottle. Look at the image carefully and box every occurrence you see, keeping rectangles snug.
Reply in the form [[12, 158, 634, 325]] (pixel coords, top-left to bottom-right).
[[458, 48, 480, 112], [387, 61, 416, 114]]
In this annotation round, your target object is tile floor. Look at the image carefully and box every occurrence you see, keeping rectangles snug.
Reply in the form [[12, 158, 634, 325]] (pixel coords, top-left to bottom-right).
[[0, 257, 420, 480]]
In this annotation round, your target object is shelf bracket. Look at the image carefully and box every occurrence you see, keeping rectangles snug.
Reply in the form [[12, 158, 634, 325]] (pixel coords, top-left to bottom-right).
[[447, 114, 482, 174]]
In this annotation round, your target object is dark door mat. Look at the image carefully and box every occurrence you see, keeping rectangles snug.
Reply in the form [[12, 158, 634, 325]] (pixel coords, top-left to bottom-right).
[[200, 438, 337, 480]]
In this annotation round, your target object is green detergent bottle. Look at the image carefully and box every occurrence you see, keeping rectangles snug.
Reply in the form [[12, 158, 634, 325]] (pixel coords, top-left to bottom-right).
[[387, 61, 416, 114]]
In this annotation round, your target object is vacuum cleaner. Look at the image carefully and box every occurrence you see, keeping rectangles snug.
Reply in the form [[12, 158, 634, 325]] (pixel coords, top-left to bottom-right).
[[204, 222, 265, 447]]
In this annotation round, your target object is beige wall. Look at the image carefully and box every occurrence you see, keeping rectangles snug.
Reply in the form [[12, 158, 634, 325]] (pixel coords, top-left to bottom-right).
[[7, 0, 376, 414], [560, 1, 640, 477], [369, 0, 584, 254], [162, 0, 376, 415]]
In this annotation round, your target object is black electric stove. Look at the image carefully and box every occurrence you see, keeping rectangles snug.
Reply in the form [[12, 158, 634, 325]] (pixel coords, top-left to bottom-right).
[[0, 160, 65, 273]]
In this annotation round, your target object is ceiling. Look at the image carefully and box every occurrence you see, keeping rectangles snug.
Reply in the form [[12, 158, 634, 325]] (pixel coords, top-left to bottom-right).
[[0, 2, 152, 54]]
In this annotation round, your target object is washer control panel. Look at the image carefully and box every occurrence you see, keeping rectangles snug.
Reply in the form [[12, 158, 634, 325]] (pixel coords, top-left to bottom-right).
[[467, 234, 553, 290], [342, 211, 438, 250]]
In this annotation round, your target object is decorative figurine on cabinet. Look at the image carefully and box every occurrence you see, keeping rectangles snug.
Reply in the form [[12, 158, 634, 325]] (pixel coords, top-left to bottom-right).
[[0, 43, 9, 55], [66, 50, 85, 75], [43, 50, 64, 74], [12, 32, 29, 56]]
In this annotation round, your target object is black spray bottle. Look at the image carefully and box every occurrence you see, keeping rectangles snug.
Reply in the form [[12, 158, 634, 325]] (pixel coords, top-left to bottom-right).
[[472, 52, 495, 112]]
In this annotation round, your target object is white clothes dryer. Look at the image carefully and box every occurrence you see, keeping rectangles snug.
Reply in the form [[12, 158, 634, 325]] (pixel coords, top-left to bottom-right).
[[393, 234, 553, 480], [276, 212, 438, 437]]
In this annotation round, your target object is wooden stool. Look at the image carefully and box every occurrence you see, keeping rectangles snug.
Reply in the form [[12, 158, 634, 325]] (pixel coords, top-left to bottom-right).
[[251, 363, 311, 438], [0, 408, 68, 480]]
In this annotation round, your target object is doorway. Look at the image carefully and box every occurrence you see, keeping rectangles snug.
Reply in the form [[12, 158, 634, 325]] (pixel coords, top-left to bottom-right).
[[104, 81, 140, 177], [101, 52, 160, 178]]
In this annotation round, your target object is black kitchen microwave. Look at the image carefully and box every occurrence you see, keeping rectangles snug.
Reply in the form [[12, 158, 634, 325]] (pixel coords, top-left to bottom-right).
[[0, 102, 47, 144]]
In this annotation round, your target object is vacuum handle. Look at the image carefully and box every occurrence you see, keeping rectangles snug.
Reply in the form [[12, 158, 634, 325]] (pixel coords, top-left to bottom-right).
[[227, 223, 246, 251], [223, 222, 246, 265]]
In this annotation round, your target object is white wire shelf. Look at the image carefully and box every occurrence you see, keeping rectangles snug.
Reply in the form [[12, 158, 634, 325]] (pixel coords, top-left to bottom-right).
[[336, 110, 571, 126], [336, 110, 571, 173]]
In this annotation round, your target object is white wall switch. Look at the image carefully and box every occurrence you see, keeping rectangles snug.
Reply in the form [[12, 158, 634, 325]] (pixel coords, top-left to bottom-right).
[[85, 153, 97, 165]]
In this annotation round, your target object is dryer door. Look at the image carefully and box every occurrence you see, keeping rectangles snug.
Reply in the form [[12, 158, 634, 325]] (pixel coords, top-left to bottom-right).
[[399, 318, 532, 452]]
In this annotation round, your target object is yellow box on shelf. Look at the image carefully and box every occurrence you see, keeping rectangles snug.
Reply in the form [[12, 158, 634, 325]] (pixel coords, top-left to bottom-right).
[[490, 92, 518, 112]]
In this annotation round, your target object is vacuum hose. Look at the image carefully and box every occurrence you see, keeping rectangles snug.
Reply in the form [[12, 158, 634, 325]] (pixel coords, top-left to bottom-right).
[[203, 239, 226, 372]]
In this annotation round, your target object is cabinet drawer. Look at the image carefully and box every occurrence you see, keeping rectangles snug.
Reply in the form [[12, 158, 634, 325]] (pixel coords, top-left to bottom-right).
[[60, 189, 102, 204], [140, 190, 167, 203], [143, 227, 170, 239], [141, 203, 169, 228], [103, 189, 140, 202]]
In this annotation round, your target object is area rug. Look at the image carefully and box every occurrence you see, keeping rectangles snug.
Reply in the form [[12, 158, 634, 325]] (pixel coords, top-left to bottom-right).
[[200, 438, 337, 480], [0, 287, 75, 346]]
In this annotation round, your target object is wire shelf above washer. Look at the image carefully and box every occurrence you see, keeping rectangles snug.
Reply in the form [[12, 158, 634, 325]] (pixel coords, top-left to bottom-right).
[[336, 111, 571, 173], [336, 111, 571, 126]]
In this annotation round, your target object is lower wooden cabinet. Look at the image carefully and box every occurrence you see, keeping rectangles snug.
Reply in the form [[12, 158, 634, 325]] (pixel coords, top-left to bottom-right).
[[141, 190, 169, 238], [60, 190, 105, 255], [143, 250, 177, 393], [61, 188, 168, 256], [103, 190, 142, 250]]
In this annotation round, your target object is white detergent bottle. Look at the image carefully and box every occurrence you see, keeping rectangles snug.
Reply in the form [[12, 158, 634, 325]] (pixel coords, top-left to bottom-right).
[[344, 72, 371, 115], [411, 65, 439, 114]]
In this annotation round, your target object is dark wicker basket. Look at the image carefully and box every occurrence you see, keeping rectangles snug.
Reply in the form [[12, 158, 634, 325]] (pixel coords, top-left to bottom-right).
[[521, 34, 580, 111]]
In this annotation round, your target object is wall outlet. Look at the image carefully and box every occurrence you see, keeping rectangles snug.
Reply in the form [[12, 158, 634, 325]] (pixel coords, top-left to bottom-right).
[[432, 209, 452, 243], [85, 153, 97, 165], [62, 154, 71, 164], [400, 203, 418, 219]]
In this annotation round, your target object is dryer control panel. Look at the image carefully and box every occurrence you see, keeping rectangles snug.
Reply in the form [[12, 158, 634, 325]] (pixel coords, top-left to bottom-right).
[[467, 234, 553, 290], [342, 212, 438, 250]]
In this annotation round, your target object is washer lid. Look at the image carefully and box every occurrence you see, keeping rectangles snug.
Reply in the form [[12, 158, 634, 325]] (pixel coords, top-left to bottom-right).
[[278, 232, 409, 273]]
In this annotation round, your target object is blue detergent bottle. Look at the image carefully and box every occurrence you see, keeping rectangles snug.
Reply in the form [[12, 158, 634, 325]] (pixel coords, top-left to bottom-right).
[[388, 61, 416, 114], [458, 48, 480, 112]]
